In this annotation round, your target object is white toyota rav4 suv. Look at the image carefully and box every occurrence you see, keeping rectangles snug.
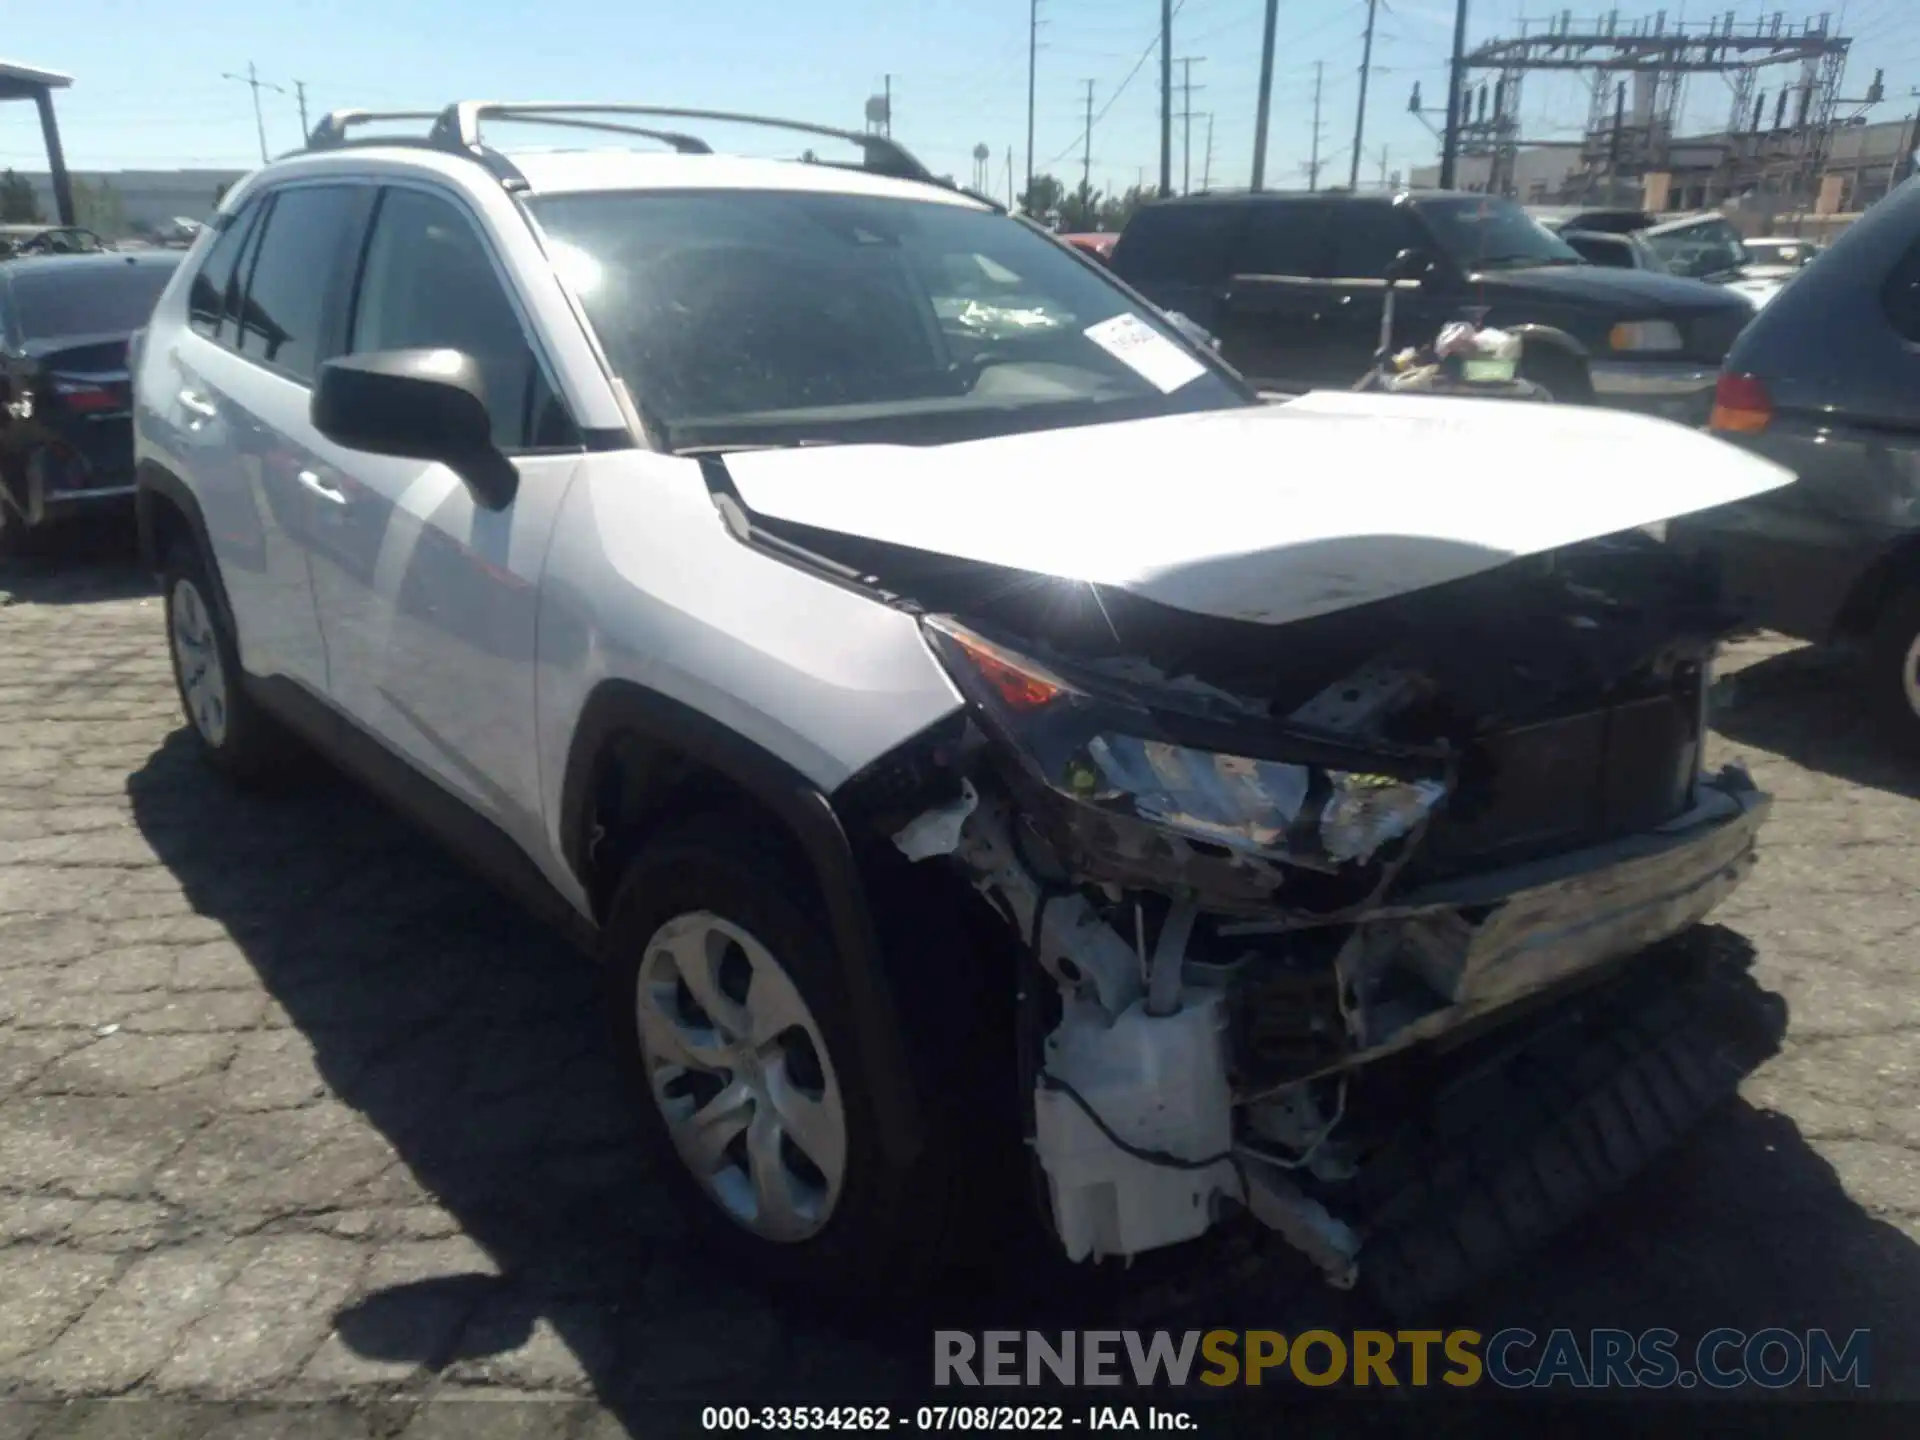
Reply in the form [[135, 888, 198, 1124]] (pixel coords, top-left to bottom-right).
[[133, 102, 1797, 1312]]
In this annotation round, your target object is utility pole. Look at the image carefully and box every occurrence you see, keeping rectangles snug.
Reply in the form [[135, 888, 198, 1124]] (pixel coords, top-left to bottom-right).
[[1306, 61, 1325, 190], [1201, 112, 1215, 192], [1026, 0, 1043, 202], [293, 80, 310, 141], [1608, 80, 1626, 203], [1159, 0, 1173, 197], [1251, 0, 1280, 190], [1177, 56, 1206, 194], [1349, 0, 1379, 190], [222, 62, 284, 165], [1006, 146, 1015, 210], [1080, 80, 1096, 197], [1438, 0, 1470, 189], [1379, 144, 1390, 190], [883, 75, 893, 137]]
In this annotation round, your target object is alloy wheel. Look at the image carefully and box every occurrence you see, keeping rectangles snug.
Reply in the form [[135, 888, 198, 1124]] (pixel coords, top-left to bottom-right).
[[170, 577, 229, 747], [635, 910, 848, 1242]]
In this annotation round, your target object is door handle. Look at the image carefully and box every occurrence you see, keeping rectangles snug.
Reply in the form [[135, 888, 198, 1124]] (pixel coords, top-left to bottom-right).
[[297, 469, 348, 505], [178, 389, 217, 419]]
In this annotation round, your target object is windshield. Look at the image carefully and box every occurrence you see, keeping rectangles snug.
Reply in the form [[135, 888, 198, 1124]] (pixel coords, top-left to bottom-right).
[[8, 261, 179, 342], [1414, 196, 1584, 271], [1642, 219, 1749, 279], [527, 189, 1247, 452]]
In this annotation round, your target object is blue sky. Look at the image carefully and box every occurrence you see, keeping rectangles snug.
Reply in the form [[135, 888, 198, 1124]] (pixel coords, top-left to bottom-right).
[[3, 0, 1915, 198]]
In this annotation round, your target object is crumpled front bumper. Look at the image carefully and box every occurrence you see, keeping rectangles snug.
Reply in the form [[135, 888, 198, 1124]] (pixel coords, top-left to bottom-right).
[[1347, 764, 1769, 1063]]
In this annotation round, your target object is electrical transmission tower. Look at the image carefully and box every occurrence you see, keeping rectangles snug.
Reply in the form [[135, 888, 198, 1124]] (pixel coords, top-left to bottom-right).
[[1453, 10, 1855, 207]]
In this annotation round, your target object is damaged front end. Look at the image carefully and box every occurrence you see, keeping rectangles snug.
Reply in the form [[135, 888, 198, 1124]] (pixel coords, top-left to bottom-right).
[[883, 532, 1774, 1298]]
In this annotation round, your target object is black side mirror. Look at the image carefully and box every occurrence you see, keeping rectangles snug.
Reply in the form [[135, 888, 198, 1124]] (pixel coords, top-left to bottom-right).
[[1384, 247, 1434, 285], [311, 349, 517, 510]]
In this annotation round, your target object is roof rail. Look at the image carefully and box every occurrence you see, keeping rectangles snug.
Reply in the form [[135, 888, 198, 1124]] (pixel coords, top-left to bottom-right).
[[301, 102, 962, 198], [306, 109, 443, 149], [429, 102, 939, 184]]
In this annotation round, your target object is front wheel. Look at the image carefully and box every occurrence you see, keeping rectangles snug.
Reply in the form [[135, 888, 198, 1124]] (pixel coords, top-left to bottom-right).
[[602, 817, 971, 1301], [1866, 581, 1920, 752]]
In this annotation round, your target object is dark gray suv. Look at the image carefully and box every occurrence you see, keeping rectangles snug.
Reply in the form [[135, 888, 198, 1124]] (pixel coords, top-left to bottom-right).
[[1670, 176, 1920, 747]]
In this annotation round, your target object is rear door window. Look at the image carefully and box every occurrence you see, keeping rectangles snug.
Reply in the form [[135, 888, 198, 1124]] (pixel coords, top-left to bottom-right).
[[1231, 201, 1331, 277], [1111, 204, 1240, 284], [1324, 201, 1423, 280], [233, 184, 362, 382], [1563, 232, 1636, 269]]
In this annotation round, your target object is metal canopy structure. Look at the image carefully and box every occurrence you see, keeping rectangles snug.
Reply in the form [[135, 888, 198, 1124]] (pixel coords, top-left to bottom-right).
[[0, 60, 76, 226]]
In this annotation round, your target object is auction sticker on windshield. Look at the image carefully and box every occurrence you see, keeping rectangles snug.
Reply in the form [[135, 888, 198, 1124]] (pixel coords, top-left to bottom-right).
[[1084, 312, 1208, 393]]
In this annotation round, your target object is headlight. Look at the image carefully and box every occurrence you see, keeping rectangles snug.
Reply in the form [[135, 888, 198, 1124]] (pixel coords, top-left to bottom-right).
[[923, 616, 1448, 870], [1608, 319, 1684, 353]]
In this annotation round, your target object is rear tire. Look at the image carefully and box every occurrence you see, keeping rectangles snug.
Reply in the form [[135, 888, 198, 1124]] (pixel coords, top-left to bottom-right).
[[1865, 581, 1920, 753], [161, 540, 297, 784]]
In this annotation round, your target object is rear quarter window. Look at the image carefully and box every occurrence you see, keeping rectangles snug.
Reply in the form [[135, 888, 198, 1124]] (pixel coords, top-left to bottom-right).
[[1111, 204, 1239, 284]]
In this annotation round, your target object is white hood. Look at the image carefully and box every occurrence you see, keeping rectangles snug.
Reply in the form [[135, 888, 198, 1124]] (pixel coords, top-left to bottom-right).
[[722, 391, 1796, 627]]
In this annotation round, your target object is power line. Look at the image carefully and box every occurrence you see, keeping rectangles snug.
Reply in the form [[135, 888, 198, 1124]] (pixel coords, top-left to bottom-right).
[[1044, 0, 1187, 172]]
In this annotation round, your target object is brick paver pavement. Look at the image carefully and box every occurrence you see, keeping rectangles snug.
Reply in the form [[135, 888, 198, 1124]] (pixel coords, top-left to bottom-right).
[[0, 540, 1914, 1432]]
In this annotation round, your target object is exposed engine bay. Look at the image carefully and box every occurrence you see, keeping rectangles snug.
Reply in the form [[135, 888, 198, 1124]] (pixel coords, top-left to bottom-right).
[[764, 501, 1774, 1295]]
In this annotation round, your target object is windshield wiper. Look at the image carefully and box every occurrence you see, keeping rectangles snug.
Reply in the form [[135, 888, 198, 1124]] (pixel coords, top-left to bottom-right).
[[671, 438, 845, 458]]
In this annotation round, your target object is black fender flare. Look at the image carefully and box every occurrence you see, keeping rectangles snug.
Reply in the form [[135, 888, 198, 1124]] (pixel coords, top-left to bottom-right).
[[559, 679, 926, 1160], [135, 460, 239, 633], [1504, 323, 1589, 363]]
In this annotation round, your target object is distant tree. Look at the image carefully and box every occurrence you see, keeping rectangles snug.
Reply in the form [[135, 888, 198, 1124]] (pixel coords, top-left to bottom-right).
[[1096, 184, 1152, 232], [1017, 172, 1066, 227], [72, 177, 127, 238], [1057, 180, 1104, 233], [0, 169, 43, 223]]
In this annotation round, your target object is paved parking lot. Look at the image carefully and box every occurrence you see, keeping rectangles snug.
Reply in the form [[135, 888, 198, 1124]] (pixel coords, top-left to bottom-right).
[[0, 534, 1916, 1431]]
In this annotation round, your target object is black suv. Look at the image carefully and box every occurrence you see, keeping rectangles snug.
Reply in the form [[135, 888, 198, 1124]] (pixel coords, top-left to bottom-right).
[[1109, 190, 1757, 423]]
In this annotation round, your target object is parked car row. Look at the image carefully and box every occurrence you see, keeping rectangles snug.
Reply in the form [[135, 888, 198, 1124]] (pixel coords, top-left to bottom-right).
[[0, 250, 182, 553], [1106, 189, 1756, 424], [1530, 205, 1810, 309]]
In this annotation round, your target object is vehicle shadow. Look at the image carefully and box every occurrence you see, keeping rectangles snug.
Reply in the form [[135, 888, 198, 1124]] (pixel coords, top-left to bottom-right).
[[1710, 643, 1920, 802], [0, 517, 153, 606], [123, 730, 1919, 1425]]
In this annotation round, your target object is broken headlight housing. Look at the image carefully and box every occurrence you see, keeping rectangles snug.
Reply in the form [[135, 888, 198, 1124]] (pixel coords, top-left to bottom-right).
[[923, 616, 1449, 870]]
